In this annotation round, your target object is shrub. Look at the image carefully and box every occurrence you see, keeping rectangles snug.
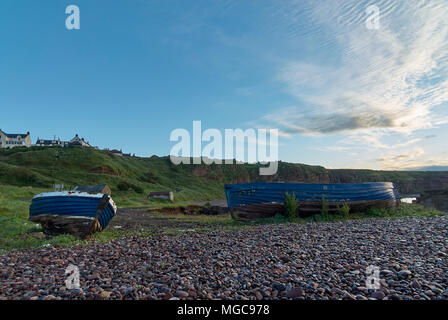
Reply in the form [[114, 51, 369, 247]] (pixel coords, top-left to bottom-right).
[[337, 203, 350, 218], [139, 171, 160, 184], [117, 181, 144, 194], [365, 206, 390, 217], [133, 185, 144, 194], [284, 192, 298, 221], [117, 181, 131, 191], [256, 213, 289, 224]]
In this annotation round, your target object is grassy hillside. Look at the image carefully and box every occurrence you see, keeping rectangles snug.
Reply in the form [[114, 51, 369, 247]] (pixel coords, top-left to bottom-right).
[[0, 146, 331, 206], [0, 146, 225, 205], [1, 146, 447, 206]]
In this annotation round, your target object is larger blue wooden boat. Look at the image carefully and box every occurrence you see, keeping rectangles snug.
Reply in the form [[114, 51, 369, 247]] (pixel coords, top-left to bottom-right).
[[29, 191, 117, 238], [225, 182, 400, 221]]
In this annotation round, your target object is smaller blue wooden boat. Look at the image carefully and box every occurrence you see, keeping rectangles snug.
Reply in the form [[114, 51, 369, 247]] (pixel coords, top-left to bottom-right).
[[29, 190, 117, 238], [225, 182, 401, 221]]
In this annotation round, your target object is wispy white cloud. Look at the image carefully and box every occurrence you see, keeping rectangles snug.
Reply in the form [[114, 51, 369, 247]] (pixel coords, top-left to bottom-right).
[[340, 134, 421, 150], [253, 0, 448, 169], [262, 0, 448, 137], [373, 147, 448, 170]]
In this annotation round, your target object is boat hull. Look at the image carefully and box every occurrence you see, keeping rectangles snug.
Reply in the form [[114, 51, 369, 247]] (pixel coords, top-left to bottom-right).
[[29, 191, 117, 238], [225, 182, 400, 221]]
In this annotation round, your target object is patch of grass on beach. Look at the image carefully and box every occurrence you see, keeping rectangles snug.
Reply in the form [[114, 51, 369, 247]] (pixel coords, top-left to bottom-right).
[[0, 185, 94, 252], [305, 203, 444, 223], [0, 185, 45, 251], [363, 203, 443, 219], [240, 203, 445, 226], [252, 213, 290, 225]]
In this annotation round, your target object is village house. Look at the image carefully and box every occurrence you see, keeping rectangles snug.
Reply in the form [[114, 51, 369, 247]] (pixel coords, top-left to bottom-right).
[[0, 129, 31, 148], [35, 134, 92, 148], [35, 137, 69, 147], [105, 149, 132, 157], [109, 149, 124, 157], [68, 134, 91, 147]]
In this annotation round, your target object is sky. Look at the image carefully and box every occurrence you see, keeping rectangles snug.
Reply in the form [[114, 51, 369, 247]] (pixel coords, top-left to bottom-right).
[[1, 0, 447, 170]]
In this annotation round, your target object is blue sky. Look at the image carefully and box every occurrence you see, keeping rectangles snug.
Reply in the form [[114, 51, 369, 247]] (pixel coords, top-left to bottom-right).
[[1, 0, 447, 170]]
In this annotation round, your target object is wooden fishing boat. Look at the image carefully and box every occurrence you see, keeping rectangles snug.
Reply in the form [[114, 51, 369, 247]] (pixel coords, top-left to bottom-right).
[[29, 189, 117, 238], [225, 182, 400, 221]]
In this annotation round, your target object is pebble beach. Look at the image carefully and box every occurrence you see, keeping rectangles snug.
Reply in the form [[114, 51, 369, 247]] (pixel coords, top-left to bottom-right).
[[1, 216, 447, 300]]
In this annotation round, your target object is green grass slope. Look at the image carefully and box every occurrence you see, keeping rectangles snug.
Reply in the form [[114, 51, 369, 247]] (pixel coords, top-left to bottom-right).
[[0, 147, 226, 205], [1, 146, 447, 206]]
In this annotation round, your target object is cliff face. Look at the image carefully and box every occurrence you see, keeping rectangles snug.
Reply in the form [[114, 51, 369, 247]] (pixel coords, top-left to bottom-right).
[[389, 176, 448, 194], [416, 190, 448, 211], [190, 162, 448, 194], [328, 170, 448, 194]]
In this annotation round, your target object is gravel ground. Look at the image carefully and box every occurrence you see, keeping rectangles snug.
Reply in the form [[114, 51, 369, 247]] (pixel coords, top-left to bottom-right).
[[1, 216, 448, 300]]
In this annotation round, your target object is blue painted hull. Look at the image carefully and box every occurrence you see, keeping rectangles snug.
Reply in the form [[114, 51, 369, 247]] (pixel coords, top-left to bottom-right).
[[225, 182, 400, 221], [29, 192, 117, 238]]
